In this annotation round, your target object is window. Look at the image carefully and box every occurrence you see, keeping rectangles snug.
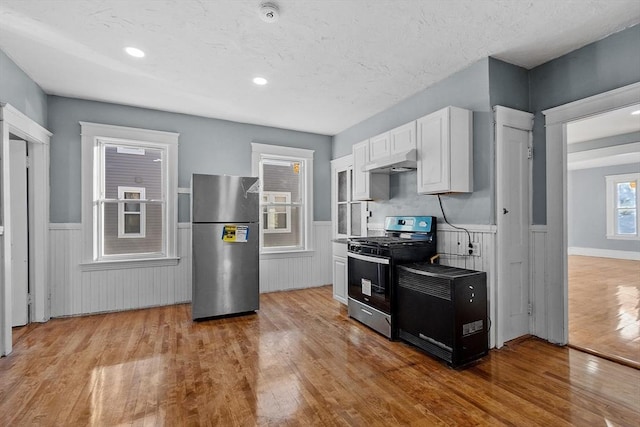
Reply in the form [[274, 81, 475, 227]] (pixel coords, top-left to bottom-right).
[[606, 173, 639, 240], [251, 143, 314, 253], [118, 186, 145, 238], [81, 122, 179, 268], [262, 191, 291, 233]]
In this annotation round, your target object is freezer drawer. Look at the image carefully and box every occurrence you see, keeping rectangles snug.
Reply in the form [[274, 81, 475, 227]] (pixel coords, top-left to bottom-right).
[[192, 174, 259, 223], [192, 222, 259, 320]]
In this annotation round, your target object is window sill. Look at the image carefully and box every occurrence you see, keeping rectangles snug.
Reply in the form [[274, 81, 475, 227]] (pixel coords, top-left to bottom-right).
[[260, 250, 315, 260], [606, 234, 640, 241], [80, 257, 181, 271]]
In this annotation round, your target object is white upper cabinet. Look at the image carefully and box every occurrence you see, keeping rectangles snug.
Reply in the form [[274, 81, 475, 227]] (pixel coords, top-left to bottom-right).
[[369, 132, 390, 161], [416, 106, 473, 194], [389, 121, 416, 153], [369, 122, 417, 163], [352, 139, 389, 201]]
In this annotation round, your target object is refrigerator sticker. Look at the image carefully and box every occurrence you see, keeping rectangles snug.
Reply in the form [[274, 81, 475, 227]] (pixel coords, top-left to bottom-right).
[[222, 225, 249, 242], [361, 278, 372, 296]]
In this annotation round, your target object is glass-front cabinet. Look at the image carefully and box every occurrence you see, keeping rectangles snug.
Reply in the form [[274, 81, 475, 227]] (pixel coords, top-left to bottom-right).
[[331, 155, 367, 304], [336, 168, 364, 238]]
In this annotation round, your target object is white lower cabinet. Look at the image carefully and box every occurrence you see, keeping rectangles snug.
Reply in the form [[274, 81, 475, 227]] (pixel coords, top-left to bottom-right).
[[332, 256, 347, 304], [332, 242, 348, 304]]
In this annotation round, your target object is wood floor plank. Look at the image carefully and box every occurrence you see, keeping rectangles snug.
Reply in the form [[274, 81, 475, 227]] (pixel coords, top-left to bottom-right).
[[1, 285, 639, 426], [569, 255, 640, 367]]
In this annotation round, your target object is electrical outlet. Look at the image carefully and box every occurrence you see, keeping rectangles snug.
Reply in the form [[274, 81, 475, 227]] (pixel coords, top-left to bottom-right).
[[470, 242, 481, 257]]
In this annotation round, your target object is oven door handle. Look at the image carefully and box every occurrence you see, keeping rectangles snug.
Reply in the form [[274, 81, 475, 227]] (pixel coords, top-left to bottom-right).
[[348, 252, 390, 265]]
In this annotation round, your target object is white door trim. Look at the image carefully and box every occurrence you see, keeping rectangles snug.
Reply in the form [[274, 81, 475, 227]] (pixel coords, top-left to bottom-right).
[[542, 81, 640, 345], [0, 103, 51, 356], [495, 105, 534, 348]]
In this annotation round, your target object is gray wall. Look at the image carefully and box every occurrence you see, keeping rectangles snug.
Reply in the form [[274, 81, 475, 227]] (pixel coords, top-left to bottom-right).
[[47, 96, 332, 223], [6, 22, 640, 228], [529, 24, 640, 224], [332, 59, 494, 225], [568, 162, 640, 252], [488, 58, 530, 112], [0, 49, 47, 127]]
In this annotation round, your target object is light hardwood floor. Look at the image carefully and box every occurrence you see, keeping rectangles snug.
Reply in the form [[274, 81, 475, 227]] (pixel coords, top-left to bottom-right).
[[2, 285, 639, 426], [569, 255, 640, 368]]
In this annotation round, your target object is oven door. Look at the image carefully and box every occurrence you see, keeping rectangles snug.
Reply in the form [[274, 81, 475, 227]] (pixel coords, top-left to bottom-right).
[[347, 252, 391, 313]]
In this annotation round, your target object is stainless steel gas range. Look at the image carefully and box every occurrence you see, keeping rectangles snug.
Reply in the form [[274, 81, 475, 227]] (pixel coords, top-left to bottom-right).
[[347, 216, 437, 339]]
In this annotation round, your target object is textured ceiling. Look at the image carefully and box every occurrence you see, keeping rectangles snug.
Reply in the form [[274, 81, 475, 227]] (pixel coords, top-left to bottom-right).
[[0, 0, 639, 135]]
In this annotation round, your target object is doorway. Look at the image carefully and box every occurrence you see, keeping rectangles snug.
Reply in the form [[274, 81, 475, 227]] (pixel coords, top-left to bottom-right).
[[542, 81, 640, 348], [9, 137, 30, 327], [565, 105, 640, 367], [1, 103, 51, 357]]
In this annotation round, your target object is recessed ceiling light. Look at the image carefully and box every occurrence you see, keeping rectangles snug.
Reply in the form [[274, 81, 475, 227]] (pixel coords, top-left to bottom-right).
[[253, 77, 268, 86], [631, 109, 640, 115], [125, 47, 145, 58]]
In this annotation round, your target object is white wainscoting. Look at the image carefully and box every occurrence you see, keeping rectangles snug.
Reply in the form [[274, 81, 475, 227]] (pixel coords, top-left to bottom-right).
[[435, 224, 497, 348], [49, 222, 333, 317], [260, 222, 333, 293], [530, 226, 548, 340]]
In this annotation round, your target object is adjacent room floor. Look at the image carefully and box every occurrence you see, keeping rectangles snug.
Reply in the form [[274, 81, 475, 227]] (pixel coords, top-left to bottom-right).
[[2, 285, 639, 426], [568, 255, 640, 368]]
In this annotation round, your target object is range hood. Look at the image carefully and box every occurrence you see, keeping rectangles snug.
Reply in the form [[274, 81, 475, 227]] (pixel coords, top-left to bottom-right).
[[362, 149, 417, 174]]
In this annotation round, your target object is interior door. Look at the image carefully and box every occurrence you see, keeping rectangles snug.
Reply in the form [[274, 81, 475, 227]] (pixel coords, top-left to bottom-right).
[[10, 139, 29, 327], [496, 106, 533, 346], [501, 126, 530, 341]]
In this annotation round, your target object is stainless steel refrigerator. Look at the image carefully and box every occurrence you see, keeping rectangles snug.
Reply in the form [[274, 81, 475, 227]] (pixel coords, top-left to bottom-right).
[[191, 174, 260, 320]]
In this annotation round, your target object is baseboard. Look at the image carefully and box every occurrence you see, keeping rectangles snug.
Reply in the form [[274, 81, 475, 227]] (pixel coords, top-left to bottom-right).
[[568, 247, 640, 260]]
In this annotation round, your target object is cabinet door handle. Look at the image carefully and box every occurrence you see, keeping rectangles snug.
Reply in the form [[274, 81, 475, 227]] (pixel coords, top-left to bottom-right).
[[503, 208, 509, 215]]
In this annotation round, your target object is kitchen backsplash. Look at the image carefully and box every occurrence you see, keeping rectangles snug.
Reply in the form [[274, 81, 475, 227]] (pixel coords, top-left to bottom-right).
[[368, 171, 437, 229], [367, 170, 484, 234]]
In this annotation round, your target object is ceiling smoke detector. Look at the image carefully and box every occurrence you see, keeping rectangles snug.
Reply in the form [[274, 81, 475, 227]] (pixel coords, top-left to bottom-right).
[[259, 2, 279, 23]]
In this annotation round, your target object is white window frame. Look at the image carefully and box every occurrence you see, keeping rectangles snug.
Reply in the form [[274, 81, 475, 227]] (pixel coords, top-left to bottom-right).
[[262, 191, 292, 234], [80, 122, 179, 270], [605, 172, 639, 240], [118, 186, 146, 238], [251, 143, 314, 255]]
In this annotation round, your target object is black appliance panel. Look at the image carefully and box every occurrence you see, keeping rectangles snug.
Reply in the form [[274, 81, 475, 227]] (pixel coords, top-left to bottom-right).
[[347, 254, 391, 314], [397, 263, 488, 368]]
